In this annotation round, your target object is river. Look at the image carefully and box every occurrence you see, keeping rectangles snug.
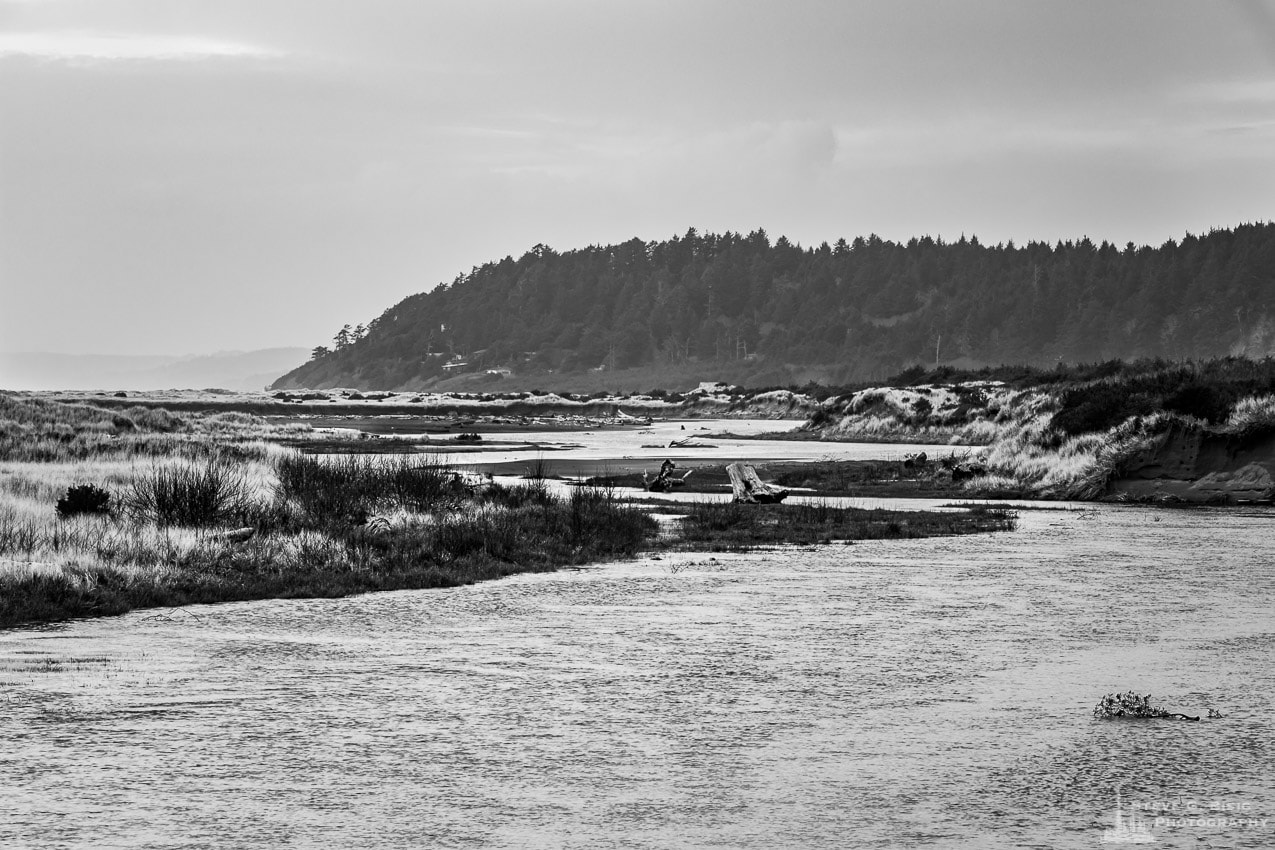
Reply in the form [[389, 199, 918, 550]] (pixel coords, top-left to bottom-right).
[[2, 432, 1273, 848]]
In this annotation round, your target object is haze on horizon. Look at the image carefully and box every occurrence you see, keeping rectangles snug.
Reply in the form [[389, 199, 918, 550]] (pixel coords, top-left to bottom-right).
[[3, 0, 1274, 359]]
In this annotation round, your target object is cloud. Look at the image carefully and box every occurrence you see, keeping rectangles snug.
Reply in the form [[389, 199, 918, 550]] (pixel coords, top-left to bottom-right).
[[0, 31, 283, 63]]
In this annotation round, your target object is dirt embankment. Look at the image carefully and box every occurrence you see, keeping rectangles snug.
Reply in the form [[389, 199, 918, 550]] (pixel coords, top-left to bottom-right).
[[1108, 423, 1275, 503]]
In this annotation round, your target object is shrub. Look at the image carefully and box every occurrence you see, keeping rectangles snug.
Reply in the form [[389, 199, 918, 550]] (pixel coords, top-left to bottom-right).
[[386, 455, 468, 511], [123, 457, 255, 527], [1050, 385, 1155, 435], [1162, 383, 1231, 423], [124, 405, 186, 432], [805, 407, 832, 428], [275, 454, 379, 522], [55, 484, 113, 519]]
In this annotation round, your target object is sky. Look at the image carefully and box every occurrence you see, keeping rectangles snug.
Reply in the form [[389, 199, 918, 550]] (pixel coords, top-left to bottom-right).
[[2, 1, 1274, 357]]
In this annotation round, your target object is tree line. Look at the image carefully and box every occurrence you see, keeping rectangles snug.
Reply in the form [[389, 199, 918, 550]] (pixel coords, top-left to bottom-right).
[[275, 222, 1275, 389]]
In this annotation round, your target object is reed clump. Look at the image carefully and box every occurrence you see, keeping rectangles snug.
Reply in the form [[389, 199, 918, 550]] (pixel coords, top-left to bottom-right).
[[123, 458, 255, 527]]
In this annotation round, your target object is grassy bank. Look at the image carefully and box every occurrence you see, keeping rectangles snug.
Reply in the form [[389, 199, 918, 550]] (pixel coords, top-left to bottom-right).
[[0, 392, 1016, 628], [0, 453, 657, 628], [797, 359, 1275, 502], [665, 500, 1014, 550], [969, 376, 1275, 500]]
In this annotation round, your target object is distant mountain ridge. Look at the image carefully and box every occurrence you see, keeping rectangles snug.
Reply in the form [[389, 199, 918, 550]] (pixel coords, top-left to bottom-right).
[[273, 222, 1275, 391], [0, 348, 310, 392]]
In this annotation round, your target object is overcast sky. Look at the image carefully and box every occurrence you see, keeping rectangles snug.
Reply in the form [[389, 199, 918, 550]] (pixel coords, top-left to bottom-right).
[[2, 1, 1274, 356]]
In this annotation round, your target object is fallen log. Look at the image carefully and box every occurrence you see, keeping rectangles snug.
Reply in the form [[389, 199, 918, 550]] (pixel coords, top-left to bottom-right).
[[210, 527, 255, 542], [727, 463, 789, 504]]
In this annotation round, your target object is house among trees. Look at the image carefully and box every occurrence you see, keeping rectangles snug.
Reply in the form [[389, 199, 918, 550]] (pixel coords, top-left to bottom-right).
[[442, 356, 470, 372]]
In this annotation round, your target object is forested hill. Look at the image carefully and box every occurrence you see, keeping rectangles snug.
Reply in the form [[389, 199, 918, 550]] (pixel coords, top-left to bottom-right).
[[273, 222, 1275, 390]]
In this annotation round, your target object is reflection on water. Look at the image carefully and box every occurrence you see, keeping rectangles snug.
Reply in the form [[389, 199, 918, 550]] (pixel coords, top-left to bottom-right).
[[3, 506, 1273, 848]]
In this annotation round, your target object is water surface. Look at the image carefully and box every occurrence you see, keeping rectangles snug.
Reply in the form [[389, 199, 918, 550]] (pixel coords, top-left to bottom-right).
[[3, 506, 1272, 848]]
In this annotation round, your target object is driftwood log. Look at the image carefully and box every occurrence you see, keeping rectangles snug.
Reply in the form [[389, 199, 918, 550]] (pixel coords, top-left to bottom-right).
[[645, 459, 694, 492], [210, 527, 255, 542], [903, 451, 928, 469], [669, 436, 710, 448], [727, 463, 789, 504]]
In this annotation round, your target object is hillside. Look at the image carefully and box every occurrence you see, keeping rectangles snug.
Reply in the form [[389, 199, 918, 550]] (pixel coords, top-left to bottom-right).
[[273, 223, 1275, 391]]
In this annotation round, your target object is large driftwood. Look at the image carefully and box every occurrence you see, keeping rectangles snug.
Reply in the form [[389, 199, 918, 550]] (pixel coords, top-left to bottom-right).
[[726, 463, 789, 504], [645, 459, 694, 492]]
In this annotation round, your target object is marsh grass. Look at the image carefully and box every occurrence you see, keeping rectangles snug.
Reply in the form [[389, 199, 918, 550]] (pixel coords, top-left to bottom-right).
[[769, 458, 969, 498], [0, 392, 1019, 628], [275, 453, 470, 522], [672, 499, 1016, 550], [478, 478, 555, 510], [0, 392, 306, 463], [0, 449, 661, 627]]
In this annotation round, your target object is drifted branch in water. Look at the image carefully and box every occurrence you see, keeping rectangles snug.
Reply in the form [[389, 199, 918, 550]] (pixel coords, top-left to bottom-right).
[[1093, 691, 1200, 721]]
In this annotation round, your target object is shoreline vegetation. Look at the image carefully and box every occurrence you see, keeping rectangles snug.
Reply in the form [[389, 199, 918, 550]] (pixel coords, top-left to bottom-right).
[[0, 392, 1014, 629], [4, 356, 1274, 627]]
